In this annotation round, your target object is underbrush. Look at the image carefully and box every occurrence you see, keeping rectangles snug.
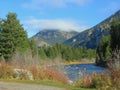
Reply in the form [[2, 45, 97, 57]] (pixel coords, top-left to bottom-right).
[[1, 49, 120, 90], [74, 73, 115, 90], [0, 61, 69, 84], [28, 66, 69, 84], [0, 61, 14, 79], [75, 50, 120, 90], [0, 60, 120, 90], [74, 70, 120, 90], [0, 61, 119, 90], [0, 61, 95, 90]]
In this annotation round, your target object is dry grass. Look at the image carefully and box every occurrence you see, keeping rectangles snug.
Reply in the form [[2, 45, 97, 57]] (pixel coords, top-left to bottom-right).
[[0, 61, 14, 79], [75, 50, 120, 89], [44, 68, 69, 84], [0, 62, 69, 84], [74, 73, 111, 89], [107, 50, 120, 89], [0, 52, 69, 84]]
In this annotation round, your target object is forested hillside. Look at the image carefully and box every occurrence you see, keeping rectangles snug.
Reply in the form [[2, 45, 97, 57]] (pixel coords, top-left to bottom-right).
[[64, 10, 120, 49]]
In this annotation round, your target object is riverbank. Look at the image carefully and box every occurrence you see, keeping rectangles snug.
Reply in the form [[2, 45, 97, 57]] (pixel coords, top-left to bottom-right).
[[64, 59, 95, 65], [0, 61, 97, 90]]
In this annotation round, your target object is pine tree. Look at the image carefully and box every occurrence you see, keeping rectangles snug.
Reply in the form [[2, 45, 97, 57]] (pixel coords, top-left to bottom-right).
[[38, 48, 46, 60], [0, 15, 15, 61], [0, 18, 3, 31], [110, 21, 120, 51], [29, 39, 37, 57], [96, 36, 110, 66], [0, 12, 30, 61]]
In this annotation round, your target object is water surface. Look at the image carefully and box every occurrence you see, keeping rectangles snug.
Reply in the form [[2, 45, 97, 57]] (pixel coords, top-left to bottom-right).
[[65, 64, 107, 81]]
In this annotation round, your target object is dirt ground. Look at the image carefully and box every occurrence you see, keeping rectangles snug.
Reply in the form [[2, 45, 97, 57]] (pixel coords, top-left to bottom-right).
[[0, 82, 65, 90]]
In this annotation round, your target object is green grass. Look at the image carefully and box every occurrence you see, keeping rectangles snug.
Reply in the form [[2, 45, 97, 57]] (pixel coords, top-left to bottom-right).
[[0, 79, 95, 90]]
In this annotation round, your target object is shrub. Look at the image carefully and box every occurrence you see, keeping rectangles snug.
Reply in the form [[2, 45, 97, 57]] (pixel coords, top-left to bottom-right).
[[28, 65, 69, 84], [74, 73, 112, 90], [110, 70, 120, 89], [44, 68, 69, 84], [92, 74, 111, 89], [107, 50, 120, 89], [92, 50, 120, 89], [74, 74, 94, 88], [0, 62, 14, 79], [80, 75, 93, 88], [28, 66, 46, 80]]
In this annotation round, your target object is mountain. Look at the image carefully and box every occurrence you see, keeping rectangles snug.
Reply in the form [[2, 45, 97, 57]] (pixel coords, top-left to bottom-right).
[[64, 10, 120, 49], [32, 29, 78, 46]]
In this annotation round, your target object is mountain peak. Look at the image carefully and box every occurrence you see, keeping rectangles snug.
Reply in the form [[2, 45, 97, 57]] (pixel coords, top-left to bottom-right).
[[32, 29, 78, 46]]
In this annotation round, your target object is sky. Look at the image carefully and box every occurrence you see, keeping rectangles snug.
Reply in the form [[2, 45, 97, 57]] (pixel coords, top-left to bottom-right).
[[0, 0, 120, 37]]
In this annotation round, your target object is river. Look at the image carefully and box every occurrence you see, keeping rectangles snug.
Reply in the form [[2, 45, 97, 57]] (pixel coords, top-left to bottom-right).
[[64, 63, 107, 81]]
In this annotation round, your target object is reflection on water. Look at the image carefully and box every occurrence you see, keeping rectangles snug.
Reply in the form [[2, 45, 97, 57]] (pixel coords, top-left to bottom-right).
[[64, 64, 107, 81]]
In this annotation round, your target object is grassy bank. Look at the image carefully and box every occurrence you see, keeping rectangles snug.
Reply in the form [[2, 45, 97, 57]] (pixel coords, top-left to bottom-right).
[[64, 59, 95, 65], [0, 61, 96, 90], [0, 79, 95, 90]]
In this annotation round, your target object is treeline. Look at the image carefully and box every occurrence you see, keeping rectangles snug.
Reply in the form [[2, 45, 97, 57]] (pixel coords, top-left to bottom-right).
[[96, 21, 120, 66], [0, 12, 96, 62], [38, 43, 96, 61]]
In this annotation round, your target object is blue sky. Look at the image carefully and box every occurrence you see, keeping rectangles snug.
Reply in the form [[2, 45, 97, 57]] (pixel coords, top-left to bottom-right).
[[0, 0, 120, 37]]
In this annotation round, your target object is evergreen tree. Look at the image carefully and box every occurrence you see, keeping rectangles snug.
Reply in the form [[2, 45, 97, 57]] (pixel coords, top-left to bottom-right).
[[50, 47, 56, 59], [0, 18, 3, 31], [38, 48, 46, 60], [96, 21, 120, 66], [77, 46, 83, 60], [0, 15, 15, 61], [0, 12, 30, 61], [29, 39, 37, 57], [96, 36, 110, 66], [62, 46, 74, 61], [37, 43, 96, 61], [82, 47, 87, 58], [110, 21, 120, 51], [74, 48, 82, 60], [54, 43, 62, 56]]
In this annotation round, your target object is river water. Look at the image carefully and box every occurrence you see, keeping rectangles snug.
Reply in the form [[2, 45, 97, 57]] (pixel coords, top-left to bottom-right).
[[64, 64, 107, 81]]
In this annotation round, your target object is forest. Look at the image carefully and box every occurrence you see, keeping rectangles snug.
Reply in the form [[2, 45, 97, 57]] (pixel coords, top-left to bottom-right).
[[96, 21, 120, 67], [0, 12, 96, 62], [0, 12, 120, 67]]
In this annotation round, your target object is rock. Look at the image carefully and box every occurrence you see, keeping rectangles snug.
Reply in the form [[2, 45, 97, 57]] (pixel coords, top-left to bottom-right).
[[14, 69, 34, 80], [68, 80, 73, 84]]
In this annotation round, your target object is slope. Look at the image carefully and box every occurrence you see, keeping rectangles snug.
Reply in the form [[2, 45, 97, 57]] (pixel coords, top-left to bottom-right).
[[64, 10, 120, 49], [32, 29, 78, 46]]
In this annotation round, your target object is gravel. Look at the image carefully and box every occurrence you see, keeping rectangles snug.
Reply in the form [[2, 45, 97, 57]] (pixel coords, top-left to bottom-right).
[[0, 82, 65, 90]]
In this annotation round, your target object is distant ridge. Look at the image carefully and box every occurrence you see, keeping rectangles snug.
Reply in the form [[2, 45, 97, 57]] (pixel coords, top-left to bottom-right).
[[31, 29, 78, 46], [64, 10, 120, 49]]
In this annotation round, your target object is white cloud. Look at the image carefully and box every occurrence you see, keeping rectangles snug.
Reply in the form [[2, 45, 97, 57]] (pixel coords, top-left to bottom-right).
[[22, 0, 93, 9], [22, 18, 87, 32]]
